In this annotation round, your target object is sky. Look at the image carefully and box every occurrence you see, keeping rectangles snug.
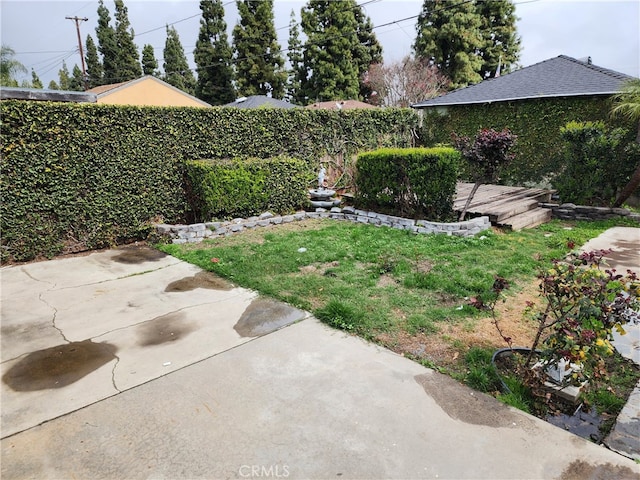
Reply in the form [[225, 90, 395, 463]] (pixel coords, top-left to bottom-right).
[[1, 0, 638, 87]]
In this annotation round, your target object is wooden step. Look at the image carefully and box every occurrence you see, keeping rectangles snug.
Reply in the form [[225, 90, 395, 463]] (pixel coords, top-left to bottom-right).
[[498, 207, 552, 230]]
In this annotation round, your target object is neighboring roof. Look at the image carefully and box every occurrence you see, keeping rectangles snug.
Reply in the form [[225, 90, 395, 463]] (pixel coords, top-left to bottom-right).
[[223, 95, 298, 109], [412, 55, 635, 108], [87, 76, 211, 107], [306, 100, 377, 110], [0, 86, 97, 103]]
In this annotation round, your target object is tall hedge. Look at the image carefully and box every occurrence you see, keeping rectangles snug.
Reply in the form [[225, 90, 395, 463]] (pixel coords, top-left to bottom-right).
[[355, 147, 460, 220], [0, 101, 418, 262], [418, 96, 636, 185]]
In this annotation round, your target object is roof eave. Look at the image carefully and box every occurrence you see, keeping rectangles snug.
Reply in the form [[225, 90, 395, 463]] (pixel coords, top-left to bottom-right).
[[411, 91, 617, 108]]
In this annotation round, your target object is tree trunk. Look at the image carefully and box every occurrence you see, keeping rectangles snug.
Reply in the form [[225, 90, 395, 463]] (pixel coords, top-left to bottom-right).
[[612, 122, 640, 208], [459, 181, 481, 221]]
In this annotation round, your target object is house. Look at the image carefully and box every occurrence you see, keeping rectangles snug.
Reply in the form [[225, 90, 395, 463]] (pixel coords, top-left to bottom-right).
[[306, 100, 377, 110], [409, 55, 636, 188], [223, 95, 298, 109], [87, 76, 210, 108], [1, 86, 96, 103], [412, 55, 632, 110]]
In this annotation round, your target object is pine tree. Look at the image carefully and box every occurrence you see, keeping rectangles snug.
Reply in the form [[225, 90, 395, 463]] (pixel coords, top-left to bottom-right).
[[194, 0, 235, 105], [31, 69, 43, 89], [286, 10, 305, 104], [58, 61, 71, 90], [85, 34, 103, 87], [113, 0, 142, 80], [141, 44, 159, 76], [163, 25, 196, 95], [96, 0, 118, 82], [476, 0, 520, 78], [352, 1, 383, 101], [413, 0, 521, 88], [413, 0, 484, 88], [48, 80, 59, 90], [70, 64, 85, 91], [232, 0, 286, 98], [300, 0, 361, 102]]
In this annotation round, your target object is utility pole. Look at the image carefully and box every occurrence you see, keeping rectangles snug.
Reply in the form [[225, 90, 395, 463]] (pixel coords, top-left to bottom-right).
[[66, 16, 89, 91]]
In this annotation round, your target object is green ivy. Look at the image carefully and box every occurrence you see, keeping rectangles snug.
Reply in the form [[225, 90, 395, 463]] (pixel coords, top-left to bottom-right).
[[0, 101, 418, 262], [418, 97, 636, 185], [355, 147, 460, 220]]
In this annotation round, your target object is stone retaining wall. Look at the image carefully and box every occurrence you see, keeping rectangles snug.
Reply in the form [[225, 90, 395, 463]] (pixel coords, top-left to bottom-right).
[[540, 203, 640, 223], [155, 207, 491, 244]]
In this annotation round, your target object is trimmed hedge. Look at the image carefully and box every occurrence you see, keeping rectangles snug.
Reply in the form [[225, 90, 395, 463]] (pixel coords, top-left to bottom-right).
[[355, 147, 460, 220], [0, 101, 418, 262], [418, 96, 636, 185], [185, 157, 310, 220]]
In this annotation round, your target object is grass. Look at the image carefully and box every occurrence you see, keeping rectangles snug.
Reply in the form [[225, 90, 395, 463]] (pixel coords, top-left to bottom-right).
[[160, 217, 629, 340], [159, 216, 639, 432]]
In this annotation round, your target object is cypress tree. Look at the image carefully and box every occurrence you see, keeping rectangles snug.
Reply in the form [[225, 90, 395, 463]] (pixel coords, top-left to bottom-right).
[[413, 0, 484, 88], [194, 0, 235, 105], [31, 69, 43, 89], [96, 0, 118, 82], [141, 44, 159, 76], [113, 0, 142, 80], [476, 0, 520, 78], [300, 0, 360, 102], [352, 1, 383, 101], [232, 0, 286, 98], [286, 10, 305, 104], [70, 64, 85, 91], [58, 61, 71, 90], [85, 34, 103, 87], [163, 25, 196, 95]]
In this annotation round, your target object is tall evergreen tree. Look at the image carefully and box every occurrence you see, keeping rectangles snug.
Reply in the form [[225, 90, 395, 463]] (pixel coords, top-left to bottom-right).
[[194, 0, 235, 105], [286, 10, 305, 103], [352, 1, 383, 100], [58, 61, 71, 90], [300, 0, 361, 102], [85, 34, 103, 87], [31, 69, 43, 89], [141, 44, 159, 76], [232, 0, 286, 98], [113, 0, 142, 80], [70, 64, 85, 91], [413, 0, 520, 88], [476, 0, 520, 78], [163, 25, 196, 95], [96, 0, 118, 82]]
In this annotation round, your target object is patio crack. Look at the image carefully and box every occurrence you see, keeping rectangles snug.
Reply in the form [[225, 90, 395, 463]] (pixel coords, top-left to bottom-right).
[[111, 355, 122, 393]]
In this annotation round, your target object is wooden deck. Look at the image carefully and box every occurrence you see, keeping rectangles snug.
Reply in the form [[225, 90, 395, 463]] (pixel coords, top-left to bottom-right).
[[455, 183, 554, 230]]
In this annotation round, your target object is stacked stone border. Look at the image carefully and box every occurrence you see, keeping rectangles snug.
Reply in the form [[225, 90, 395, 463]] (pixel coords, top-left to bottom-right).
[[155, 207, 491, 244], [540, 203, 640, 223]]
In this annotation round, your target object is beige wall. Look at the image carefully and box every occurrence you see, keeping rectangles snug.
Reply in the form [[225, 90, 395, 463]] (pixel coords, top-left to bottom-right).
[[97, 78, 207, 107]]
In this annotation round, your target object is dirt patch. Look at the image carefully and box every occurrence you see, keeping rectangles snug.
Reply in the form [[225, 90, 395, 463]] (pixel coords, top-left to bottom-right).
[[376, 274, 397, 288], [298, 260, 340, 276], [414, 259, 433, 274], [376, 280, 542, 369]]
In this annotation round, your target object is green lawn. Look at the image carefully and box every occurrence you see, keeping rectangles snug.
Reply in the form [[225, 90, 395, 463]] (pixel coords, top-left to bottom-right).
[[159, 218, 631, 340]]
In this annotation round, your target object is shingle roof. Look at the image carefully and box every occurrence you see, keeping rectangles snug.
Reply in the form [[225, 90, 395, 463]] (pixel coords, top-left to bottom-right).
[[412, 55, 635, 108], [223, 95, 298, 109], [306, 99, 378, 110]]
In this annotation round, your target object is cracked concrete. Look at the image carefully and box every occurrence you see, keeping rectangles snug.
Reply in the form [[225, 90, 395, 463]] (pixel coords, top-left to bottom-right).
[[1, 242, 639, 479], [1, 245, 308, 437]]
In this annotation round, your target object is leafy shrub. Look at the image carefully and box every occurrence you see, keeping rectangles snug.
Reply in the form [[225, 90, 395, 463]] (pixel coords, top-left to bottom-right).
[[355, 147, 460, 220], [185, 157, 310, 220], [1, 101, 418, 262], [555, 120, 634, 206]]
